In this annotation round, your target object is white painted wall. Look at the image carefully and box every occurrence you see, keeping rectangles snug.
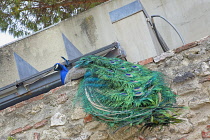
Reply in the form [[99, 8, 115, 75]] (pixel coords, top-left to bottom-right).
[[141, 0, 210, 49], [1, 0, 210, 87]]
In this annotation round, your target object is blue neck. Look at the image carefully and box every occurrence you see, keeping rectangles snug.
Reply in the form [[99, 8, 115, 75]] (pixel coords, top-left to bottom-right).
[[60, 65, 69, 85]]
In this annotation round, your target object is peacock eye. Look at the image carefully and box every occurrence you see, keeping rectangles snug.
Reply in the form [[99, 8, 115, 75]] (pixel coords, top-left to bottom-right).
[[135, 92, 143, 96], [132, 66, 138, 68], [55, 64, 59, 69], [126, 73, 133, 77], [134, 87, 141, 90]]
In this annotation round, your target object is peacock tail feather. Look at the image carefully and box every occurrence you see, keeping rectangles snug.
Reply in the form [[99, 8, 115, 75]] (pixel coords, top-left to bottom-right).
[[74, 55, 182, 131]]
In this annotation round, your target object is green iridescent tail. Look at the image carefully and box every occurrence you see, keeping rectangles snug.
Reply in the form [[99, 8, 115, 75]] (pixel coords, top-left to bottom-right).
[[74, 55, 182, 131]]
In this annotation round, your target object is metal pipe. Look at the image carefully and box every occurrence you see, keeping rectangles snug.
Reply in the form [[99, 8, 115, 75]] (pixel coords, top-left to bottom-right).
[[151, 17, 169, 52], [0, 42, 126, 110], [151, 15, 186, 45]]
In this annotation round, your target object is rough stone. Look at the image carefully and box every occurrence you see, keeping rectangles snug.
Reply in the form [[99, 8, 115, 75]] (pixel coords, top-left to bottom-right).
[[85, 121, 100, 130], [184, 111, 196, 119], [194, 68, 202, 76], [43, 94, 58, 107], [177, 136, 188, 140], [0, 118, 4, 127], [177, 83, 197, 95], [109, 126, 138, 140], [30, 103, 43, 115], [146, 137, 158, 140], [71, 132, 92, 140], [171, 119, 194, 134], [165, 56, 183, 67], [34, 133, 40, 140], [135, 136, 146, 140], [64, 124, 83, 137], [71, 108, 86, 120], [188, 97, 210, 109], [200, 62, 210, 76], [51, 112, 67, 127], [207, 125, 210, 130], [89, 131, 109, 140], [161, 136, 171, 140], [197, 117, 209, 125], [199, 75, 210, 83], [97, 123, 108, 131], [173, 72, 195, 83], [5, 106, 16, 114], [57, 93, 68, 104], [153, 50, 174, 63], [184, 47, 201, 56], [40, 129, 61, 140]]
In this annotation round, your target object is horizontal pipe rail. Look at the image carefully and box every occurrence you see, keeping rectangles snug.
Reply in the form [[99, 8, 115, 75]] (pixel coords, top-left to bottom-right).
[[0, 42, 126, 110]]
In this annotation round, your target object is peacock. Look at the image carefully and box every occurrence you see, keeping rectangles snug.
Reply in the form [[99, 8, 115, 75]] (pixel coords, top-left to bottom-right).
[[54, 57, 70, 85], [55, 55, 183, 131]]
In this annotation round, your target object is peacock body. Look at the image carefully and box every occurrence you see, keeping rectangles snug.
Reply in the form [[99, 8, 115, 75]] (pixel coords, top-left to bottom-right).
[[72, 55, 182, 130], [53, 56, 71, 85], [54, 63, 69, 85]]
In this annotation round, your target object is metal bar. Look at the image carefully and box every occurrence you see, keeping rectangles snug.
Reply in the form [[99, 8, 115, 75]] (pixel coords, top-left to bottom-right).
[[109, 0, 143, 23]]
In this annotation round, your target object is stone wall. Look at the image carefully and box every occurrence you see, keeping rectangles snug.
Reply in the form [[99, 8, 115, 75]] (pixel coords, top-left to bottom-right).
[[0, 36, 210, 140]]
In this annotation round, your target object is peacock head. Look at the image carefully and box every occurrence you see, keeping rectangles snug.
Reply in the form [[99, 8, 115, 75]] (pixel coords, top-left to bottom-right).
[[54, 63, 63, 71]]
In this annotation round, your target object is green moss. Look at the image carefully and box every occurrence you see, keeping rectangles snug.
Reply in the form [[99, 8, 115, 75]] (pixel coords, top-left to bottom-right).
[[7, 137, 16, 140]]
